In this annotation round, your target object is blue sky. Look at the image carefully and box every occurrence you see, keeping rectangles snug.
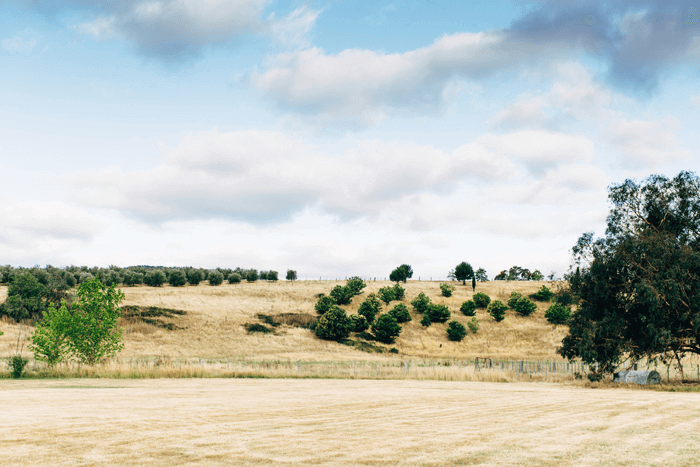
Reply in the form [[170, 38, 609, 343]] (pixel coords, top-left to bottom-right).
[[1, 0, 699, 279]]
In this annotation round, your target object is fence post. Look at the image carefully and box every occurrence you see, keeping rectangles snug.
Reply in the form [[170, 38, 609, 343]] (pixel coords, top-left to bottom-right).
[[404, 361, 408, 374], [297, 360, 301, 372], [353, 361, 356, 378]]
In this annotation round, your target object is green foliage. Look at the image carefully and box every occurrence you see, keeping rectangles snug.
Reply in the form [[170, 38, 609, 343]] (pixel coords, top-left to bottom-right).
[[228, 273, 242, 284], [545, 304, 571, 325], [315, 306, 352, 341], [315, 295, 337, 315], [371, 313, 402, 344], [446, 321, 467, 342], [358, 293, 382, 323], [494, 266, 543, 281], [349, 314, 370, 333], [1, 272, 47, 321], [488, 300, 507, 322], [28, 301, 71, 366], [330, 285, 353, 305], [377, 286, 395, 305], [168, 270, 187, 287], [392, 283, 405, 300], [144, 270, 166, 287], [186, 269, 203, 286], [513, 297, 537, 317], [346, 276, 367, 296], [245, 269, 259, 282], [7, 356, 28, 379], [467, 317, 480, 334], [439, 283, 455, 297], [420, 313, 432, 327], [559, 171, 700, 377], [286, 270, 297, 281], [475, 268, 489, 281], [553, 287, 576, 306], [208, 272, 224, 286], [472, 292, 491, 308], [410, 292, 431, 314], [426, 303, 451, 323], [532, 285, 554, 302], [453, 262, 474, 285], [507, 292, 522, 309], [265, 270, 279, 281], [259, 271, 268, 280], [389, 264, 413, 283], [460, 300, 477, 316], [389, 303, 412, 323], [122, 271, 144, 287]]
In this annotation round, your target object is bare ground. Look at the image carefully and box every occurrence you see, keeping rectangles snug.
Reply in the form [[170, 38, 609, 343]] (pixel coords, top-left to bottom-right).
[[2, 378, 700, 466]]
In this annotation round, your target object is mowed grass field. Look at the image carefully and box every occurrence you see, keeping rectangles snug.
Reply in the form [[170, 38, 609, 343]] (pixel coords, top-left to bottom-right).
[[2, 280, 569, 362], [3, 378, 700, 466]]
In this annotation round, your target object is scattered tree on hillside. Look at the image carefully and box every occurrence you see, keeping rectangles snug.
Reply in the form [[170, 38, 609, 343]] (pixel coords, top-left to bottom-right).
[[371, 314, 402, 344], [389, 264, 413, 283], [452, 262, 474, 285], [286, 270, 297, 281], [475, 268, 489, 282]]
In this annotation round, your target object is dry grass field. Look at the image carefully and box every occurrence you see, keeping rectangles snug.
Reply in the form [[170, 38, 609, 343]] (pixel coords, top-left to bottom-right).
[[1, 280, 570, 363], [2, 378, 700, 466]]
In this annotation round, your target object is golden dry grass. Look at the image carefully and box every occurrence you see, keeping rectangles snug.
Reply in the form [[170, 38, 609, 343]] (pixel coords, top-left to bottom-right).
[[2, 378, 700, 466], [1, 280, 571, 363]]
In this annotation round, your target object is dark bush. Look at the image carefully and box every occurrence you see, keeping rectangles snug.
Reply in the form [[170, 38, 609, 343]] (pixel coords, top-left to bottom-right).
[[507, 292, 523, 309], [392, 283, 405, 300], [439, 283, 455, 297], [488, 300, 507, 322], [425, 303, 451, 324], [460, 300, 477, 316], [420, 313, 432, 327], [513, 297, 537, 317], [144, 270, 166, 287], [286, 270, 297, 281], [410, 292, 431, 314], [446, 321, 467, 341], [228, 273, 242, 284], [472, 292, 491, 308], [187, 269, 203, 286], [545, 304, 571, 325], [208, 272, 224, 286], [377, 286, 395, 305], [371, 314, 402, 344], [531, 285, 554, 302], [349, 314, 369, 333], [330, 285, 353, 305], [315, 306, 352, 341], [259, 271, 268, 281], [315, 295, 337, 314], [7, 356, 28, 379], [346, 276, 367, 296], [358, 293, 382, 323], [1, 272, 47, 321], [168, 270, 187, 287], [389, 303, 412, 323], [245, 269, 259, 282], [554, 287, 576, 306], [244, 323, 274, 334]]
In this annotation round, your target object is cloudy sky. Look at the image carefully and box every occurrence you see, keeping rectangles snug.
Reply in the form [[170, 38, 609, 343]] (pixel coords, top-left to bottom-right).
[[1, 0, 699, 279]]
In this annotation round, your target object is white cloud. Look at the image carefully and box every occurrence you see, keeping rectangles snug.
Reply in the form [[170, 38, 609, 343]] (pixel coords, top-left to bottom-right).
[[75, 16, 117, 40], [271, 6, 321, 50], [2, 36, 36, 55]]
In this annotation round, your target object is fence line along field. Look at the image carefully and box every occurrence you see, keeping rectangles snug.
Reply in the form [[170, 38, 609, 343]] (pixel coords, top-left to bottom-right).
[[3, 378, 700, 466], [1, 280, 570, 363]]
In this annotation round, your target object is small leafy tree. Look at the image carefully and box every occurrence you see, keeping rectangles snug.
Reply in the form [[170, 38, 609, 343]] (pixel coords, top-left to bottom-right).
[[346, 277, 367, 296], [266, 270, 279, 281], [426, 304, 451, 323], [168, 270, 187, 287], [513, 297, 537, 317], [439, 283, 455, 297], [475, 268, 489, 281], [330, 285, 353, 305], [187, 269, 203, 286], [532, 285, 554, 302], [358, 293, 382, 323], [228, 273, 242, 284], [453, 262, 474, 285], [371, 314, 402, 344], [208, 272, 224, 286], [446, 321, 467, 341], [392, 283, 405, 300], [286, 269, 297, 281], [545, 304, 571, 325], [377, 286, 395, 305], [420, 313, 433, 327], [315, 306, 352, 341], [389, 264, 413, 283], [389, 303, 412, 323], [28, 301, 71, 367], [1, 272, 47, 321], [144, 270, 166, 287], [315, 295, 337, 315], [467, 317, 480, 334], [460, 300, 476, 316], [410, 292, 431, 314], [472, 292, 491, 308], [245, 269, 259, 282], [488, 300, 507, 322], [349, 314, 369, 333]]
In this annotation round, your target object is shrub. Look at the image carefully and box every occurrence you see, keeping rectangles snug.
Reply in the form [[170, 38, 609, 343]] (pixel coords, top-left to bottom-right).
[[286, 269, 297, 281], [7, 356, 28, 379], [349, 314, 369, 333], [460, 300, 477, 316], [467, 317, 480, 334], [420, 313, 432, 327], [228, 273, 242, 284], [186, 269, 203, 286], [389, 303, 412, 323], [208, 272, 224, 286], [330, 285, 353, 305], [392, 283, 406, 300], [554, 288, 576, 306], [472, 292, 491, 308], [410, 292, 431, 314], [532, 285, 554, 302], [346, 276, 367, 296], [315, 306, 352, 341], [358, 294, 382, 323], [488, 300, 507, 322], [28, 302, 71, 367], [371, 314, 402, 344], [446, 321, 467, 342], [545, 304, 571, 325], [426, 303, 451, 323], [377, 286, 395, 305], [315, 295, 337, 315], [507, 292, 523, 309], [1, 272, 47, 321], [144, 270, 166, 287], [513, 297, 537, 317], [440, 283, 456, 297], [245, 269, 259, 282], [168, 270, 187, 287]]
